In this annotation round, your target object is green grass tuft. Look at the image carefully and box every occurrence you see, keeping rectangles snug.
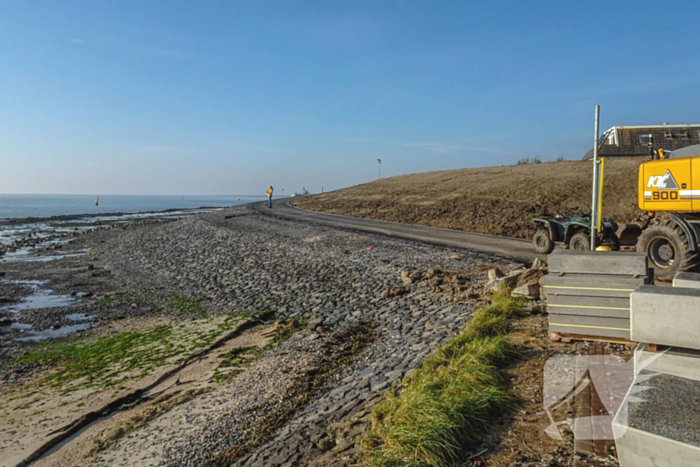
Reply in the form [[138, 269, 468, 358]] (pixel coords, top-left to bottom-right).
[[363, 286, 525, 467]]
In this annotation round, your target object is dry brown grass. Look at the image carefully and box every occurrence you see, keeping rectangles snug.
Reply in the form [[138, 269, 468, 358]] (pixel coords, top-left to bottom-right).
[[295, 158, 644, 239]]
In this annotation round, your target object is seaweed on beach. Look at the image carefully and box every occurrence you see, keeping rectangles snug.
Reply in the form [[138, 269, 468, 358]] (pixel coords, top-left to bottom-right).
[[9, 313, 248, 392]]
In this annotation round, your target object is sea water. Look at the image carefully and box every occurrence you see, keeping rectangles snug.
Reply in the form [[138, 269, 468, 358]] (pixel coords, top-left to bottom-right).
[[0, 194, 266, 254], [0, 194, 264, 220]]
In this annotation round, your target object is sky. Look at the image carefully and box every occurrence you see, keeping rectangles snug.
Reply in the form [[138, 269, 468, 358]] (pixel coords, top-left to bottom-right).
[[2, 1, 700, 195]]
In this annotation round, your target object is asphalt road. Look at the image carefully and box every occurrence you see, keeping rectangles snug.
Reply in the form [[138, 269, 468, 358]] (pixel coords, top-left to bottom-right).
[[253, 198, 538, 263]]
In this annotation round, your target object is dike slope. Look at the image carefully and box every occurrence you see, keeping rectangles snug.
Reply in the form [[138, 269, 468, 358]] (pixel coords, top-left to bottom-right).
[[295, 158, 644, 239]]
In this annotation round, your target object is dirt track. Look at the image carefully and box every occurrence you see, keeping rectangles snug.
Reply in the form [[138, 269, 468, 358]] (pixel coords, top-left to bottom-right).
[[295, 158, 644, 239]]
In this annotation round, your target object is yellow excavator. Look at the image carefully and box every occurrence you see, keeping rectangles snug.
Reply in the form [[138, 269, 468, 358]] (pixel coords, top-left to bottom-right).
[[628, 146, 700, 279]]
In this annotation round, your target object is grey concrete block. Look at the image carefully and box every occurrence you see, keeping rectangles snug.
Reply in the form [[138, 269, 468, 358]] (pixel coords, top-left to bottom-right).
[[631, 285, 700, 350], [543, 273, 648, 298], [547, 295, 629, 318], [612, 425, 700, 467], [549, 323, 629, 339], [549, 314, 630, 339], [613, 370, 700, 467], [635, 343, 700, 382], [673, 271, 700, 289], [548, 250, 648, 276]]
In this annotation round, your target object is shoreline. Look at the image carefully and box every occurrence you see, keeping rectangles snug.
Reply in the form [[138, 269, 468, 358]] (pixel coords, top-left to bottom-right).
[[0, 204, 596, 467], [0, 204, 239, 225]]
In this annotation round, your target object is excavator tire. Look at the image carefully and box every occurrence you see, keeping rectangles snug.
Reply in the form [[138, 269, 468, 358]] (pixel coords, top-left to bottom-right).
[[636, 220, 699, 280]]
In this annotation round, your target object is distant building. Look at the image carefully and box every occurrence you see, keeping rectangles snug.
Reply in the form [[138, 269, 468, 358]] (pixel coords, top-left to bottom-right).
[[583, 124, 700, 160]]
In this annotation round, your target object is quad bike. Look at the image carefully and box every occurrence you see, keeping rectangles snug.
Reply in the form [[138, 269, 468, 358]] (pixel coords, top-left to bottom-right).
[[532, 208, 620, 254]]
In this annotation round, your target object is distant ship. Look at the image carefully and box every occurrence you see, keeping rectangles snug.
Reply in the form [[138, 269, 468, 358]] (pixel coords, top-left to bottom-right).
[[95, 196, 99, 206]]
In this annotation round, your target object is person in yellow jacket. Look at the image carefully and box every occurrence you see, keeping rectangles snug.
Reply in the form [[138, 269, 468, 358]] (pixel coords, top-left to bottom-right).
[[267, 185, 273, 208]]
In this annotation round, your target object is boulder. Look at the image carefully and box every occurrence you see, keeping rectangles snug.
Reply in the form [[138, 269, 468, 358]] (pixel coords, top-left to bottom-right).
[[400, 270, 413, 285], [381, 286, 409, 299], [409, 271, 424, 281], [487, 274, 519, 290], [487, 268, 526, 289], [511, 282, 541, 300], [487, 268, 505, 282], [426, 268, 442, 278]]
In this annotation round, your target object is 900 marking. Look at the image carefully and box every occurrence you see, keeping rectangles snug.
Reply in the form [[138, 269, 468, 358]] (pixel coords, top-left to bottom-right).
[[652, 191, 679, 200]]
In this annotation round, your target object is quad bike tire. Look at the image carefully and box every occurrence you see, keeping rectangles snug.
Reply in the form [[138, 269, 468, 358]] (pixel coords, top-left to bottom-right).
[[569, 232, 591, 251], [600, 234, 621, 251], [533, 230, 555, 254], [636, 220, 699, 280]]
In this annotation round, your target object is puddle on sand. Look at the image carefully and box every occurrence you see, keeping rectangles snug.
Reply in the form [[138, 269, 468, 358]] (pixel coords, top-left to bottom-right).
[[15, 323, 91, 342], [0, 280, 76, 313], [0, 280, 90, 341], [10, 251, 88, 263], [66, 313, 93, 322], [1, 248, 87, 263]]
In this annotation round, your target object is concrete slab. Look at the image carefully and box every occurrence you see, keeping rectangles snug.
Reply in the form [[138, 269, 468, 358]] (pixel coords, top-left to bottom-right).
[[547, 295, 629, 318], [613, 370, 700, 466], [673, 271, 700, 288], [627, 371, 700, 446], [631, 285, 700, 350], [549, 315, 630, 339], [612, 425, 700, 467], [548, 250, 648, 276], [634, 343, 700, 383], [543, 273, 648, 298]]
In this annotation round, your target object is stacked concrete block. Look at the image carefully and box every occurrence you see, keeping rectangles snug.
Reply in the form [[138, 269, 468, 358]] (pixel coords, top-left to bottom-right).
[[631, 285, 700, 349], [634, 343, 700, 382], [672, 271, 700, 288], [543, 250, 651, 341], [613, 273, 700, 467]]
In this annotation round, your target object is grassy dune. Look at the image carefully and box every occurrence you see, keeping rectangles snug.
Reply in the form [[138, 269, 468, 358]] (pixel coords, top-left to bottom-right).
[[296, 158, 644, 239]]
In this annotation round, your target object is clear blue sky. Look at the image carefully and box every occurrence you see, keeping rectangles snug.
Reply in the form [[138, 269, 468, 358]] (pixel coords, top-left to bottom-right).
[[2, 1, 699, 195]]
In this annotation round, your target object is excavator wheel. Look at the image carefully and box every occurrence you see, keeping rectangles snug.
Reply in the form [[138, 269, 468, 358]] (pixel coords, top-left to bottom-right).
[[636, 220, 699, 280]]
